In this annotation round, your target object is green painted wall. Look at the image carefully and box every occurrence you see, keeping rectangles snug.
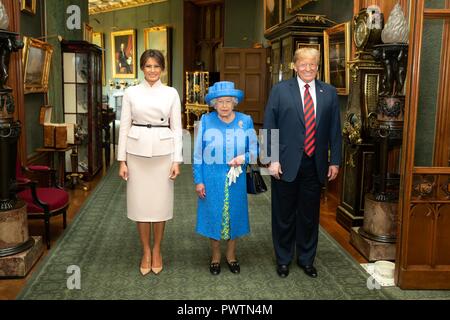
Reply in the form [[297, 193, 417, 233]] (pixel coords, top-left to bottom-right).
[[21, 0, 88, 157], [46, 0, 89, 123], [89, 0, 183, 96], [224, 0, 262, 48]]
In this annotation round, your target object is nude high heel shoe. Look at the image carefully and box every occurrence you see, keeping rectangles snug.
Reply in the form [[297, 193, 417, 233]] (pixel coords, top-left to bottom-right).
[[152, 255, 163, 275], [140, 256, 151, 276]]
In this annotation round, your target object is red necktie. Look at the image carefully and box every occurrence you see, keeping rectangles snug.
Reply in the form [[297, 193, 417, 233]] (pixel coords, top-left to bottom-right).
[[303, 84, 315, 156]]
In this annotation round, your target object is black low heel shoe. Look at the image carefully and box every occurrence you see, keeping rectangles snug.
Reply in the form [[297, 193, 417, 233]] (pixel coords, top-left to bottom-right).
[[226, 260, 240, 274], [209, 262, 221, 275]]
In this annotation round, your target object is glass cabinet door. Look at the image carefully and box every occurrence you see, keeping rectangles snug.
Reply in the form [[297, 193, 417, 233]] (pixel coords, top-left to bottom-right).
[[62, 41, 103, 179], [63, 51, 89, 173]]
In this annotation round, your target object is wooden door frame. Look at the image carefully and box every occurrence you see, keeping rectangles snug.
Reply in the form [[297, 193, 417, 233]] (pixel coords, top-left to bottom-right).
[[396, 0, 450, 289]]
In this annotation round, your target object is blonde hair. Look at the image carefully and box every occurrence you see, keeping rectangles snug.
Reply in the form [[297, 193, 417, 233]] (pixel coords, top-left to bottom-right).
[[293, 47, 320, 64]]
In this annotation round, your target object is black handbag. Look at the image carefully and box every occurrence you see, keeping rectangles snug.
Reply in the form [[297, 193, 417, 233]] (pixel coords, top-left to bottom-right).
[[246, 165, 267, 194]]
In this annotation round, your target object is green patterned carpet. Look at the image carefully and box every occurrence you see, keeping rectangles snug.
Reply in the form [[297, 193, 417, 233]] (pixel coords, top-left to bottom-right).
[[17, 163, 450, 300]]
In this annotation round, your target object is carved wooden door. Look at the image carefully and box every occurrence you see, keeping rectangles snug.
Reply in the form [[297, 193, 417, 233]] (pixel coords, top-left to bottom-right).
[[396, 0, 450, 289], [220, 48, 269, 126]]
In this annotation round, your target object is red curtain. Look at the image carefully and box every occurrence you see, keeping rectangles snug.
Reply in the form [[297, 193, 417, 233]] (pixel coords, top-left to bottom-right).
[[126, 35, 133, 58]]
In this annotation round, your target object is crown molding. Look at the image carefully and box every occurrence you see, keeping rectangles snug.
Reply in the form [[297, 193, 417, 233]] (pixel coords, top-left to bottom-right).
[[89, 0, 167, 15]]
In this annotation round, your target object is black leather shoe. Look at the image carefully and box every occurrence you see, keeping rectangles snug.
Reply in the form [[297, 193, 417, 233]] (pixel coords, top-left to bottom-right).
[[276, 264, 289, 278], [298, 263, 317, 278], [226, 260, 240, 274], [209, 262, 221, 275]]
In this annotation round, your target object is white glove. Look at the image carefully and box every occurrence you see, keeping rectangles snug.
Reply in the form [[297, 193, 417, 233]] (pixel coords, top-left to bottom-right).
[[227, 166, 243, 186]]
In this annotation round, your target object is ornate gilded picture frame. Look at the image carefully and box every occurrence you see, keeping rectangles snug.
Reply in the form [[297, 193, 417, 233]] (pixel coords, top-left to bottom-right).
[[264, 0, 282, 33], [83, 23, 93, 43], [92, 32, 106, 85], [111, 29, 136, 79], [21, 0, 37, 15], [22, 37, 53, 94], [144, 26, 172, 85], [324, 22, 351, 95]]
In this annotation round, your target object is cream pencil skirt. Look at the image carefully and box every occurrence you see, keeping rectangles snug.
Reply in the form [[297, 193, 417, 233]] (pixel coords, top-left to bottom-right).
[[126, 153, 173, 222]]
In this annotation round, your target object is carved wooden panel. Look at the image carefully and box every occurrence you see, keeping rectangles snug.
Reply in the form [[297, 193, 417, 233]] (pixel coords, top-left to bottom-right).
[[220, 48, 269, 125], [435, 205, 450, 265], [244, 74, 261, 103], [406, 204, 434, 266], [223, 73, 240, 87], [270, 41, 281, 85], [245, 53, 262, 70], [224, 52, 241, 69], [281, 37, 293, 80]]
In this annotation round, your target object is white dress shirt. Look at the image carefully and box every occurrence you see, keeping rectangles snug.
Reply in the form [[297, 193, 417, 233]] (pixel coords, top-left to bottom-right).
[[297, 76, 317, 114], [117, 79, 183, 162]]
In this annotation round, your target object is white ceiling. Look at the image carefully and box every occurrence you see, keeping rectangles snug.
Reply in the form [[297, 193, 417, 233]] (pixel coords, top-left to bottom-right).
[[88, 0, 167, 15]]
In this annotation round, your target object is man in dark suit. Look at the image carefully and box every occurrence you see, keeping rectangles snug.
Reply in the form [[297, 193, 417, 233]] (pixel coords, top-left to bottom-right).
[[118, 42, 132, 74], [263, 47, 342, 278]]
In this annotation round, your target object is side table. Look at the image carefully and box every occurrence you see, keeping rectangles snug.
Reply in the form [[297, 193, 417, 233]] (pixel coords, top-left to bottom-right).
[[36, 146, 72, 187]]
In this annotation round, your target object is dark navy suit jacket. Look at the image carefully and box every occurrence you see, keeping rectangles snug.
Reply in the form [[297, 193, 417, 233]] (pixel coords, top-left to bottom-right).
[[263, 77, 342, 184]]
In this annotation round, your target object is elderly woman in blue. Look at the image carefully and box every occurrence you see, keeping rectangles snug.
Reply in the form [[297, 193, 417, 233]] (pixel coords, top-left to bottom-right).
[[193, 81, 258, 276]]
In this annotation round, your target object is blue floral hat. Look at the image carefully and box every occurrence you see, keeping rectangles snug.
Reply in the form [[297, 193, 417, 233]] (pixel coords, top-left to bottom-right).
[[205, 81, 244, 105]]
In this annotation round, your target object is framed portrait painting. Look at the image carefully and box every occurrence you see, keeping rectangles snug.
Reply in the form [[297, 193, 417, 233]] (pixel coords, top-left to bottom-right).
[[22, 37, 53, 94], [21, 0, 37, 15], [324, 22, 351, 95], [264, 0, 282, 33], [83, 23, 93, 43], [111, 29, 136, 79], [144, 26, 172, 85]]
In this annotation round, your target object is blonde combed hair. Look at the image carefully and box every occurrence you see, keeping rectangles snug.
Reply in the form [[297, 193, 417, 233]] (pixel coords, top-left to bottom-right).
[[293, 47, 320, 64]]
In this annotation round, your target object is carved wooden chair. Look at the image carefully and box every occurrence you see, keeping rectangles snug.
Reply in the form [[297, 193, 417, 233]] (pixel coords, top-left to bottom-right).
[[15, 160, 69, 249]]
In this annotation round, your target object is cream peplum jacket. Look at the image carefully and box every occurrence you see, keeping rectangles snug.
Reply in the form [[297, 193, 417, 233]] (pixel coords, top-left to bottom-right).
[[117, 80, 183, 163]]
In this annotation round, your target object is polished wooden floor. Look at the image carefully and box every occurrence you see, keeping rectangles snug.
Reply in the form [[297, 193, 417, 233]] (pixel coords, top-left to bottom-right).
[[0, 157, 367, 299]]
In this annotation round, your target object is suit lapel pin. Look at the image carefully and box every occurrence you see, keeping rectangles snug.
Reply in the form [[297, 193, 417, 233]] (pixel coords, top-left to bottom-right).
[[320, 89, 323, 93]]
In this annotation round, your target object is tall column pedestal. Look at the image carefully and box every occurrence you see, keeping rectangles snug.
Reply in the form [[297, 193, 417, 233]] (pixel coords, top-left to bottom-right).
[[350, 227, 396, 261], [0, 201, 44, 278], [350, 193, 397, 261], [0, 236, 44, 278]]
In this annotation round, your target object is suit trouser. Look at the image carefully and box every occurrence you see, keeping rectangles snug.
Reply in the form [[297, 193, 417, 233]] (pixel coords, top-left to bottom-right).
[[271, 153, 322, 266]]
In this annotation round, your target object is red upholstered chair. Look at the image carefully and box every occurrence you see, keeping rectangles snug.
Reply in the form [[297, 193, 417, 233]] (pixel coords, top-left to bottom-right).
[[15, 160, 69, 249]]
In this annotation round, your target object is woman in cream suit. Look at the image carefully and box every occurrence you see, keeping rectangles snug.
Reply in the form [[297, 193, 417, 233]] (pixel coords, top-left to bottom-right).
[[118, 49, 182, 276]]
